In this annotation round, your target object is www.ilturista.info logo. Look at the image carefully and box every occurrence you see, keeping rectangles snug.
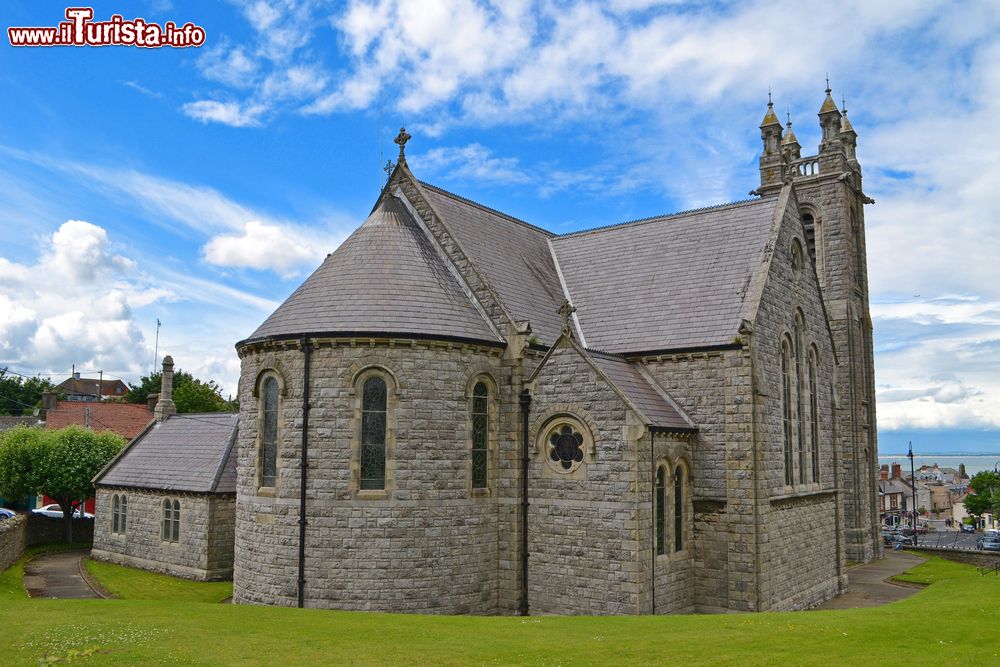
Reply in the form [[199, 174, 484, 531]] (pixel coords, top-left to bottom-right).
[[8, 7, 206, 48]]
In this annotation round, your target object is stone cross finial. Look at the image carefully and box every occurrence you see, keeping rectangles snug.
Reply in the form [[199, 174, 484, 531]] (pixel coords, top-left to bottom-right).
[[557, 299, 577, 336], [394, 127, 411, 158], [383, 159, 394, 184]]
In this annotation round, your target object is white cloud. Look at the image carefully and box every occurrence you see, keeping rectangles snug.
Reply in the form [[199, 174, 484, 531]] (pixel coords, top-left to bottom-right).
[[202, 220, 343, 278], [415, 144, 531, 185], [197, 41, 260, 88], [0, 220, 166, 380], [182, 100, 267, 128]]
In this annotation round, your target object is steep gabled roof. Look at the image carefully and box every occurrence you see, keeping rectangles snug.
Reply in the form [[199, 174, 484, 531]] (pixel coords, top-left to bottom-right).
[[550, 198, 778, 353], [46, 401, 153, 441], [419, 183, 566, 344], [94, 413, 238, 493], [242, 195, 501, 346]]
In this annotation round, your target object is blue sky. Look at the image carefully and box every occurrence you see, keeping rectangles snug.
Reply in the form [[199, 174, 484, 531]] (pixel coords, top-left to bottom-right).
[[1, 1, 999, 454]]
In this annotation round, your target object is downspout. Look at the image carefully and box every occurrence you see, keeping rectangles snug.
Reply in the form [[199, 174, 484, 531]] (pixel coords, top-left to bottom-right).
[[745, 327, 763, 612], [297, 337, 311, 608], [518, 387, 531, 616], [650, 429, 655, 614]]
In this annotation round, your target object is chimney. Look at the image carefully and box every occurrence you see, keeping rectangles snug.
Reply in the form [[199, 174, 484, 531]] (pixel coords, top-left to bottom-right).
[[39, 391, 58, 421], [880, 464, 889, 481], [153, 355, 177, 422], [147, 392, 159, 412], [891, 463, 902, 480]]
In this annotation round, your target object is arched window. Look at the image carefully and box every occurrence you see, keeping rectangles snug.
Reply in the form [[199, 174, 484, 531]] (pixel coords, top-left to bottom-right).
[[782, 337, 794, 486], [852, 209, 865, 285], [795, 314, 806, 484], [260, 375, 279, 488], [809, 348, 819, 482], [360, 376, 387, 490], [471, 382, 488, 489], [162, 499, 180, 543], [673, 466, 684, 553], [802, 212, 816, 262], [112, 494, 120, 534], [121, 495, 127, 533], [655, 466, 666, 556]]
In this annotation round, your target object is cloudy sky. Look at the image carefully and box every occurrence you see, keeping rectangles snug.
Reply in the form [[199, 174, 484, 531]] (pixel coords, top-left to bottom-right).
[[1, 1, 998, 455]]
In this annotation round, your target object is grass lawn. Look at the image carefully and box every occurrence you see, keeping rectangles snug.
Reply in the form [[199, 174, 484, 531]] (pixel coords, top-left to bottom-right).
[[84, 559, 232, 603], [0, 555, 997, 665]]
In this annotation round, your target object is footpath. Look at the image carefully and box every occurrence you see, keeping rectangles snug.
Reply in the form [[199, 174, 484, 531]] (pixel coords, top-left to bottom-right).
[[813, 550, 926, 610], [22, 550, 102, 599]]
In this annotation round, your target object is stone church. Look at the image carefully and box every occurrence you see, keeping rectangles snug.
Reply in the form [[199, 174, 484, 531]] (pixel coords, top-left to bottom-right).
[[232, 86, 880, 615]]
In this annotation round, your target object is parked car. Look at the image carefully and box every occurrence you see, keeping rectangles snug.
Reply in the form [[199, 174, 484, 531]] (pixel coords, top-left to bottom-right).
[[884, 533, 916, 546], [31, 504, 94, 519], [0, 508, 15, 520], [960, 523, 976, 533], [976, 537, 1000, 552]]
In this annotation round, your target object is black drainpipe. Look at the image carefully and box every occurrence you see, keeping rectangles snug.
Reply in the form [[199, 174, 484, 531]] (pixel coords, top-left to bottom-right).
[[297, 337, 311, 608], [650, 430, 655, 614], [518, 387, 531, 616]]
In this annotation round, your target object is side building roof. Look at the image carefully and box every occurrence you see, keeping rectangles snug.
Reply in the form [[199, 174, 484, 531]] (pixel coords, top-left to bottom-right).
[[94, 413, 239, 494], [550, 198, 778, 353]]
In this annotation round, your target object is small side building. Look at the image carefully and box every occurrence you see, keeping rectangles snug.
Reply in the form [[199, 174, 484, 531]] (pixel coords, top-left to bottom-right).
[[91, 358, 238, 581]]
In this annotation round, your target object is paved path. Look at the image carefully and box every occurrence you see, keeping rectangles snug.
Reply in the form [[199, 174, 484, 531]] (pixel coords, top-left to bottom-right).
[[23, 550, 101, 599], [813, 550, 926, 610]]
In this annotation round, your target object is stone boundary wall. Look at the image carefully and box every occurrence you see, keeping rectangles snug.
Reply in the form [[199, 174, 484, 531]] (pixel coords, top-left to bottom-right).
[[907, 546, 1000, 569], [0, 514, 27, 571], [27, 514, 94, 546]]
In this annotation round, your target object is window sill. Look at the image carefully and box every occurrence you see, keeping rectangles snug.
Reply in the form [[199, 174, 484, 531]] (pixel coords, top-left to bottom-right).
[[471, 487, 491, 498], [356, 489, 389, 500], [772, 487, 835, 502], [256, 487, 276, 498]]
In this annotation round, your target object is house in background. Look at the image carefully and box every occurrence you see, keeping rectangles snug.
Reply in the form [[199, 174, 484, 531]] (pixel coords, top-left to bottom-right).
[[57, 372, 130, 401], [91, 357, 238, 581], [878, 464, 912, 527]]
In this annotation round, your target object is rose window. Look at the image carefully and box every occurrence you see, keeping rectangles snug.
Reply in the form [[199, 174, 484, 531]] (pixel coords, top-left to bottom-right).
[[548, 424, 585, 471]]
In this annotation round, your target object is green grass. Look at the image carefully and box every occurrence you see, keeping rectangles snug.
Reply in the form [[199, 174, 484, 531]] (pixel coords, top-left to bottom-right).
[[0, 555, 997, 665], [84, 559, 232, 603], [0, 543, 92, 600]]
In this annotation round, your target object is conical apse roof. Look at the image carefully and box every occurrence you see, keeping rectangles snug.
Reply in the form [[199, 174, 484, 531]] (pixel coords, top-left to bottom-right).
[[243, 195, 500, 345]]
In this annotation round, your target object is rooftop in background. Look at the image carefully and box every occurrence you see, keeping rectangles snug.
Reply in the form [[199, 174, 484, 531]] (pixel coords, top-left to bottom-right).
[[0, 415, 39, 432], [95, 412, 239, 494], [56, 375, 130, 401], [45, 401, 153, 441]]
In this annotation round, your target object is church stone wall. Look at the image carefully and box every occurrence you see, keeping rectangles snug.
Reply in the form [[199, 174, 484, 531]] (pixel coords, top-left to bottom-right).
[[639, 349, 752, 612], [92, 487, 232, 580], [748, 193, 846, 608], [526, 343, 643, 615], [234, 338, 505, 613]]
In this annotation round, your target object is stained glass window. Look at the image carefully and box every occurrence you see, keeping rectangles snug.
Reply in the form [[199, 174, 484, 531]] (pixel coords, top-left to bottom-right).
[[472, 382, 488, 489], [548, 424, 585, 471], [782, 338, 793, 486], [360, 376, 387, 490], [172, 500, 180, 542], [261, 376, 278, 487], [809, 350, 819, 482], [162, 499, 172, 541], [674, 467, 683, 553], [656, 466, 665, 555], [796, 314, 806, 485]]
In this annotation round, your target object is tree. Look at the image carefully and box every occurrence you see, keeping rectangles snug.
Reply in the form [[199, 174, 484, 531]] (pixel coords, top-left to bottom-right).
[[0, 368, 60, 416], [0, 425, 124, 541], [964, 470, 1000, 518], [125, 370, 235, 413], [0, 426, 43, 503]]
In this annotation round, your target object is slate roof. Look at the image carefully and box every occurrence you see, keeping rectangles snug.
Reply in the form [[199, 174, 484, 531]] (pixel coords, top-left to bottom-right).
[[95, 413, 239, 493], [588, 352, 694, 431], [46, 401, 153, 441], [420, 183, 566, 344], [244, 195, 500, 345], [550, 198, 778, 353]]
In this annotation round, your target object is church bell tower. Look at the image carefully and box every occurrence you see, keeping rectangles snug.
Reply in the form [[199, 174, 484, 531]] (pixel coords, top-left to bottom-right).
[[757, 82, 880, 563]]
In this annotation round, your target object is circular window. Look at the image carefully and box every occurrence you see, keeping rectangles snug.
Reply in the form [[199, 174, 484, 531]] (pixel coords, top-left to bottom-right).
[[543, 420, 590, 474]]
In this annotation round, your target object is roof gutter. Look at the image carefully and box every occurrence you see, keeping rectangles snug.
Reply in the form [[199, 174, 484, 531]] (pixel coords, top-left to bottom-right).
[[236, 331, 506, 352]]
